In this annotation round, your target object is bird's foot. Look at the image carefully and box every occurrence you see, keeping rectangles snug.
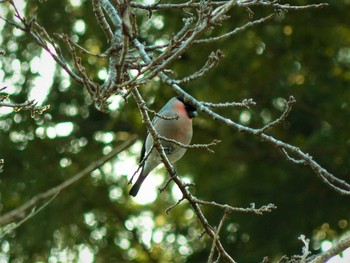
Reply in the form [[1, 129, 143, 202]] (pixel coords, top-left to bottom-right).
[[164, 145, 174, 155]]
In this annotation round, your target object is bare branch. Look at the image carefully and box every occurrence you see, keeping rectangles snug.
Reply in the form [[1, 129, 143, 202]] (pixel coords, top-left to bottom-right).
[[157, 135, 221, 153], [165, 196, 185, 214], [173, 50, 225, 85], [128, 144, 155, 185], [201, 98, 256, 109], [195, 199, 277, 215], [168, 171, 237, 262], [4, 3, 86, 85], [0, 87, 50, 117], [258, 95, 296, 134], [309, 234, 350, 263], [131, 88, 176, 174], [132, 88, 236, 262], [129, 0, 328, 12], [0, 191, 59, 239], [92, 0, 114, 42], [280, 148, 306, 165], [144, 106, 179, 121], [195, 14, 275, 44], [252, 2, 329, 11], [0, 136, 137, 226], [160, 82, 350, 196], [54, 33, 97, 96], [208, 212, 228, 263]]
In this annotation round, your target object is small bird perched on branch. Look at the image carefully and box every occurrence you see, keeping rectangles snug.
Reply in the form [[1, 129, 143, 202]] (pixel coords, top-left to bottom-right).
[[129, 96, 198, 197]]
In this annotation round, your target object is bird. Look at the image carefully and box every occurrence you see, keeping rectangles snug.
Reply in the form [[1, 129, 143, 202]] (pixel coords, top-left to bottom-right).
[[129, 96, 198, 197]]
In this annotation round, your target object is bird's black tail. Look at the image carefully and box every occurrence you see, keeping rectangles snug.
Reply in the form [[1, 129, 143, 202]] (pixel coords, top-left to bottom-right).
[[129, 173, 147, 197]]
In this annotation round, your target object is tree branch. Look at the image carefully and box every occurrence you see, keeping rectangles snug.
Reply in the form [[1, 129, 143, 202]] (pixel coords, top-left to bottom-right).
[[0, 87, 50, 117], [0, 135, 137, 226], [201, 98, 256, 109], [309, 234, 350, 263], [258, 95, 296, 133], [132, 88, 237, 262]]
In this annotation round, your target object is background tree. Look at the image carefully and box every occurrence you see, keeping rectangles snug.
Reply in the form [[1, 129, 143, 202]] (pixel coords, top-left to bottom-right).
[[0, 0, 350, 262]]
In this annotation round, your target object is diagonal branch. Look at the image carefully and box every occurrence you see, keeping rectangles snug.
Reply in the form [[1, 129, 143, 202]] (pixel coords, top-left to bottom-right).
[[0, 136, 137, 226], [309, 234, 350, 263], [132, 88, 236, 262], [92, 0, 114, 42], [0, 191, 59, 239], [194, 14, 275, 44]]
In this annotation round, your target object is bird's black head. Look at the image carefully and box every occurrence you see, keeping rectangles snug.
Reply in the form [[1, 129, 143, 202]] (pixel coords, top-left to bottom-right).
[[176, 96, 198, 119]]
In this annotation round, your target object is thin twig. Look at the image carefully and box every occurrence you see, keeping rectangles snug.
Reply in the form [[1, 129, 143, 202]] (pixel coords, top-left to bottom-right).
[[165, 197, 185, 214], [208, 212, 228, 263], [173, 50, 225, 85], [280, 148, 306, 165], [128, 144, 155, 185], [156, 136, 221, 153], [0, 88, 50, 117], [195, 14, 275, 44], [0, 191, 59, 238], [201, 98, 256, 109], [196, 199, 277, 215], [258, 95, 296, 133]]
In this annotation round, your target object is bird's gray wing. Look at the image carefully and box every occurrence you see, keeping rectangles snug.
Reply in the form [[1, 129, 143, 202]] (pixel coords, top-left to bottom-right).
[[139, 114, 161, 163]]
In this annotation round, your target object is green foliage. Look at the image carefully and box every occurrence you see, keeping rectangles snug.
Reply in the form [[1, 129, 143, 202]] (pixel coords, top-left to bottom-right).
[[1, 0, 350, 262]]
